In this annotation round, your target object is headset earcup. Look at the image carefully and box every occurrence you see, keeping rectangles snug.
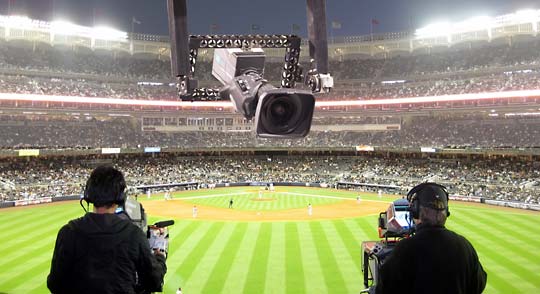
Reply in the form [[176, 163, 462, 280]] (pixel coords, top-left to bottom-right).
[[407, 182, 451, 220], [117, 191, 126, 205], [412, 199, 420, 219], [444, 187, 450, 217], [409, 195, 419, 219], [83, 182, 92, 203]]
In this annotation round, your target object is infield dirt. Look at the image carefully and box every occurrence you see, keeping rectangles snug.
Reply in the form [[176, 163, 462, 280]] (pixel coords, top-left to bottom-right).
[[143, 198, 389, 221]]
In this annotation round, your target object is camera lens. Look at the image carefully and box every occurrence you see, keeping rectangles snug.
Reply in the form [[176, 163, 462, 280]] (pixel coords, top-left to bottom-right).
[[270, 98, 294, 122], [261, 95, 302, 134], [255, 89, 315, 138]]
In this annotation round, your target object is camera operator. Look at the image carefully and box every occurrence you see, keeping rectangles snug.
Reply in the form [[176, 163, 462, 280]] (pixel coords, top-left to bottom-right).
[[376, 182, 487, 294], [47, 165, 167, 294]]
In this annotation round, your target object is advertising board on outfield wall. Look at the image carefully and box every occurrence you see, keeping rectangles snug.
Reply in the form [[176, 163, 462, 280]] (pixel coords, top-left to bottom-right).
[[18, 149, 40, 156], [101, 148, 121, 154], [144, 147, 161, 153], [15, 197, 52, 207], [450, 195, 482, 203], [485, 199, 540, 211]]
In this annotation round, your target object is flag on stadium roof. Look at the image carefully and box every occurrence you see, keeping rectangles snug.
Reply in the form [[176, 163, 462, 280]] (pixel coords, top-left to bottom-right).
[[331, 21, 341, 29]]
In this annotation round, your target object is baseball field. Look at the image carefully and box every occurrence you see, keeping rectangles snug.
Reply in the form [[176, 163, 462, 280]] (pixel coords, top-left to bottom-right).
[[0, 186, 539, 294]]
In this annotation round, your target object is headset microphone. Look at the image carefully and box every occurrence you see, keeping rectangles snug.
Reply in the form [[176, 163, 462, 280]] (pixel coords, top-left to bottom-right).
[[153, 220, 175, 228]]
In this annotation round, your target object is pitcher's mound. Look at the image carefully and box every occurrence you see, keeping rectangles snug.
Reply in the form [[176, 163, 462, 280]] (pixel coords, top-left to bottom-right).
[[250, 198, 275, 202]]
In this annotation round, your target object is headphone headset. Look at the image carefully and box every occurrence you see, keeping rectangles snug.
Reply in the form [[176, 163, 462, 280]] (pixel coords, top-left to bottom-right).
[[406, 182, 450, 219]]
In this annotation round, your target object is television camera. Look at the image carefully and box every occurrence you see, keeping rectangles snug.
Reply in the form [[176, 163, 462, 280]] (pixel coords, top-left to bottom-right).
[[360, 198, 414, 293], [115, 196, 174, 260], [166, 0, 334, 138]]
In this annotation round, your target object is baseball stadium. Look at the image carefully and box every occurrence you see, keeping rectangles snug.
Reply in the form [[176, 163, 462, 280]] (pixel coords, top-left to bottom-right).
[[1, 1, 540, 293]]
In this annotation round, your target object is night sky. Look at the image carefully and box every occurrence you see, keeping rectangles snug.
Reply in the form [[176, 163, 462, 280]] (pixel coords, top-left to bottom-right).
[[2, 0, 539, 36]]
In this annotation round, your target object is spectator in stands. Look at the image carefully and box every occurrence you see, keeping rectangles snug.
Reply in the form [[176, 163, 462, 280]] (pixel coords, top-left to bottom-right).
[[1, 153, 540, 205]]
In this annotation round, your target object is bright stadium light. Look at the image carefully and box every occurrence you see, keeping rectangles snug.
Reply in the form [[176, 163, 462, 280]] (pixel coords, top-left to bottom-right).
[[0, 15, 48, 29], [51, 20, 127, 41], [415, 22, 451, 39], [515, 9, 540, 22], [0, 93, 234, 108], [51, 20, 91, 36], [3, 15, 35, 29], [1, 90, 540, 108], [315, 89, 540, 107], [455, 16, 493, 31], [92, 26, 128, 41], [416, 9, 540, 39]]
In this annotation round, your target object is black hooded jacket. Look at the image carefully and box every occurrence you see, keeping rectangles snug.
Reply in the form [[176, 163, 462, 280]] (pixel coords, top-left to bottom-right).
[[47, 213, 166, 294], [376, 224, 487, 294]]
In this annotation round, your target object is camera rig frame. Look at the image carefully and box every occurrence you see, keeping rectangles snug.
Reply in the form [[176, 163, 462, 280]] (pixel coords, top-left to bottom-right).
[[166, 0, 333, 101], [182, 34, 302, 101]]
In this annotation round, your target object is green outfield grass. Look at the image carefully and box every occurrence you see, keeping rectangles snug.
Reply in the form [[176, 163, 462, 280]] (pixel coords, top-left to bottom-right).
[[180, 189, 344, 210], [0, 187, 539, 294]]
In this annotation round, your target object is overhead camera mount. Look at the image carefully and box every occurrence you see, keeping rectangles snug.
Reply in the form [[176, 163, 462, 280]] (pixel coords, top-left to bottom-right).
[[166, 0, 333, 137], [175, 34, 303, 101]]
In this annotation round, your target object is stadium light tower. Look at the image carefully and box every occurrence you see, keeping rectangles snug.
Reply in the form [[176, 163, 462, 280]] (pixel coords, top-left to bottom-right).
[[165, 0, 334, 138]]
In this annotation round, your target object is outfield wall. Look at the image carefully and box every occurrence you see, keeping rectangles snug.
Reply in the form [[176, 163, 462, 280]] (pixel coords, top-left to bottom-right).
[[0, 195, 80, 208]]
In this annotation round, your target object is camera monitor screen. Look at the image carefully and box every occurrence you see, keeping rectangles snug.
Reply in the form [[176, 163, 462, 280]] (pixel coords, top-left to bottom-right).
[[392, 209, 413, 232], [387, 203, 413, 234]]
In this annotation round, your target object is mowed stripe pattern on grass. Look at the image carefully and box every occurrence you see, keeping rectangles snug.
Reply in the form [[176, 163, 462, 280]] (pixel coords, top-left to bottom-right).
[[447, 207, 540, 294], [185, 192, 343, 211], [0, 188, 539, 294], [162, 217, 381, 294], [159, 207, 540, 294]]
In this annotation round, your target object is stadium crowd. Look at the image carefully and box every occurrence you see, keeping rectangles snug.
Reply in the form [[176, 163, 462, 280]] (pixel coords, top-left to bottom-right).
[[0, 155, 538, 205], [0, 74, 176, 100], [320, 71, 540, 100], [1, 114, 539, 149], [2, 39, 540, 81], [1, 39, 540, 102], [0, 41, 170, 80]]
